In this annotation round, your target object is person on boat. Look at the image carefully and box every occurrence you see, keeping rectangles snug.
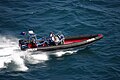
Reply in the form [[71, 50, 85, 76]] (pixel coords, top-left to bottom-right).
[[28, 30, 37, 48], [49, 32, 60, 45], [54, 36, 60, 45], [57, 32, 65, 45], [49, 32, 56, 45]]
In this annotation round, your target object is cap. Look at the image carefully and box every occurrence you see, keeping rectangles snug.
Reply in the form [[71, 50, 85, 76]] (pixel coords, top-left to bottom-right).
[[28, 31, 34, 34]]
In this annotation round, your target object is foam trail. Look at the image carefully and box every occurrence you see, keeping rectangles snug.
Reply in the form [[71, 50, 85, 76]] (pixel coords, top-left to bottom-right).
[[0, 57, 11, 68], [24, 52, 49, 64], [0, 36, 28, 71], [52, 50, 78, 57], [5, 54, 28, 71]]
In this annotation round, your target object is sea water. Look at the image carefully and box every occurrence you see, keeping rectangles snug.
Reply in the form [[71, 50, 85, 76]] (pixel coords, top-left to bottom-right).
[[0, 0, 120, 80]]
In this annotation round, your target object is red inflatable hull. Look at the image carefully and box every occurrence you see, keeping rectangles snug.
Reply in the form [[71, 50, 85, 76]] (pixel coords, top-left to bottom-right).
[[27, 34, 103, 51]]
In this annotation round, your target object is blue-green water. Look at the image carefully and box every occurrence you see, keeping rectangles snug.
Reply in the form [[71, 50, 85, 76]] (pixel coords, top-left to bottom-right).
[[0, 0, 120, 80]]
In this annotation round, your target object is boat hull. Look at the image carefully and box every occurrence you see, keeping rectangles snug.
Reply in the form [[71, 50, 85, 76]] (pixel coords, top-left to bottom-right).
[[27, 34, 103, 51]]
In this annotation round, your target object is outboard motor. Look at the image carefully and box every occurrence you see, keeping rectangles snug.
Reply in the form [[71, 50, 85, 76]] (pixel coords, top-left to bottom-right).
[[19, 40, 28, 50]]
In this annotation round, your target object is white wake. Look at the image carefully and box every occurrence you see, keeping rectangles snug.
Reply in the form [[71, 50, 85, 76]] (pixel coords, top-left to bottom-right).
[[0, 35, 78, 71]]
